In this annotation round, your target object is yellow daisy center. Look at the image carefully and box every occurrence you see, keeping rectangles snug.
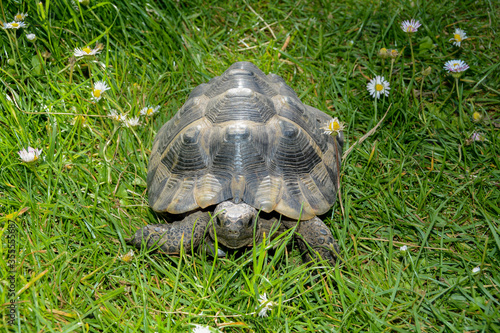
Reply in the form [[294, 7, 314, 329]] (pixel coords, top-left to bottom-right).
[[406, 25, 413, 32], [15, 15, 23, 20], [33, 155, 39, 161], [83, 47, 92, 54], [147, 108, 153, 115], [11, 23, 19, 28], [454, 34, 462, 42], [330, 121, 340, 131], [375, 84, 384, 92], [93, 89, 102, 98]]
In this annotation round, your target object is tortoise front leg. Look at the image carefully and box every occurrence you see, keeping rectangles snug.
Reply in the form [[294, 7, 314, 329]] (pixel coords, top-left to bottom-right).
[[127, 211, 211, 254], [295, 217, 340, 266]]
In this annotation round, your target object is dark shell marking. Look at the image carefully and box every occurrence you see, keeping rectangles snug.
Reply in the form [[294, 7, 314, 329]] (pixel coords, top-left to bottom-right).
[[147, 62, 343, 220]]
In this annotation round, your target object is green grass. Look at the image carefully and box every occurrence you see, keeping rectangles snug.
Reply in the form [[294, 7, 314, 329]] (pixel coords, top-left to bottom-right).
[[1, 0, 499, 332]]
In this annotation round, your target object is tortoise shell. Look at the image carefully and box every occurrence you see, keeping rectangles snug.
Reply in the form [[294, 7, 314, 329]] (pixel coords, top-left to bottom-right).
[[147, 62, 342, 220]]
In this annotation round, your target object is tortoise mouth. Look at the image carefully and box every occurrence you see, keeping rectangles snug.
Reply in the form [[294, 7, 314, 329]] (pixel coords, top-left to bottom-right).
[[210, 201, 259, 249], [217, 233, 254, 249]]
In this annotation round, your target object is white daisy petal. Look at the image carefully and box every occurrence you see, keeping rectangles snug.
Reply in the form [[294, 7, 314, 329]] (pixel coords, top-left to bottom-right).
[[18, 147, 43, 163], [323, 117, 345, 136], [257, 293, 277, 317], [140, 105, 160, 116], [443, 60, 469, 73], [4, 21, 26, 29], [366, 75, 390, 99], [192, 325, 211, 333], [401, 19, 421, 33], [449, 28, 467, 47], [74, 45, 101, 57], [14, 13, 28, 21], [108, 110, 126, 122], [91, 81, 110, 101], [124, 117, 141, 128]]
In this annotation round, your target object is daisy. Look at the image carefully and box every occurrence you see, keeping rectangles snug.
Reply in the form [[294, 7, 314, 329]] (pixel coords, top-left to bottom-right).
[[443, 60, 469, 73], [4, 21, 27, 29], [91, 81, 110, 101], [470, 131, 485, 142], [119, 249, 135, 262], [108, 109, 126, 122], [401, 19, 421, 33], [192, 325, 211, 333], [378, 48, 388, 58], [74, 45, 101, 57], [400, 245, 408, 252], [14, 13, 28, 21], [472, 266, 481, 274], [124, 117, 141, 128], [367, 75, 390, 99], [449, 28, 467, 47], [323, 117, 345, 136], [257, 293, 277, 317], [472, 111, 482, 122], [140, 105, 160, 116], [26, 33, 36, 41], [18, 147, 42, 163]]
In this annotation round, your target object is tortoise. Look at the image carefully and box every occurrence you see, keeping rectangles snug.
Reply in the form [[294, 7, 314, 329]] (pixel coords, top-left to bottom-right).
[[128, 62, 343, 265]]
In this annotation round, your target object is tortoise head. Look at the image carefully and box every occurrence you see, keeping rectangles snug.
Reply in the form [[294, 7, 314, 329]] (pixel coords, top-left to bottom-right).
[[211, 201, 259, 249]]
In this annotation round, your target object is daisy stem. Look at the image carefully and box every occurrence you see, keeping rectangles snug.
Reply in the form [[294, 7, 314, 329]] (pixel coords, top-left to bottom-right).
[[28, 164, 47, 188], [420, 75, 426, 123], [409, 35, 416, 77], [455, 77, 464, 130], [87, 58, 92, 83], [374, 98, 378, 120], [69, 63, 74, 85], [388, 59, 395, 85], [130, 127, 148, 163]]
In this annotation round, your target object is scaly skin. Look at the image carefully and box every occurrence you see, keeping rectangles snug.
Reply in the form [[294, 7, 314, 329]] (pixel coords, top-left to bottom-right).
[[128, 211, 210, 254], [295, 217, 341, 265], [128, 203, 340, 265]]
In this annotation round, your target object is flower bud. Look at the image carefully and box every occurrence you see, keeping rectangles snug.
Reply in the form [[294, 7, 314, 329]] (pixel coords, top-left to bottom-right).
[[472, 111, 482, 122], [422, 66, 432, 76], [378, 48, 389, 58], [388, 49, 399, 59]]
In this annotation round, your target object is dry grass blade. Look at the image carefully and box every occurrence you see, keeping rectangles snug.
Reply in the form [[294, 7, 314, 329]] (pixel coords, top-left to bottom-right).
[[342, 104, 392, 159]]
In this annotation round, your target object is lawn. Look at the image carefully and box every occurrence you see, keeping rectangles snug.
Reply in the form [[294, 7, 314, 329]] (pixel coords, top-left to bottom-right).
[[1, 0, 499, 332]]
